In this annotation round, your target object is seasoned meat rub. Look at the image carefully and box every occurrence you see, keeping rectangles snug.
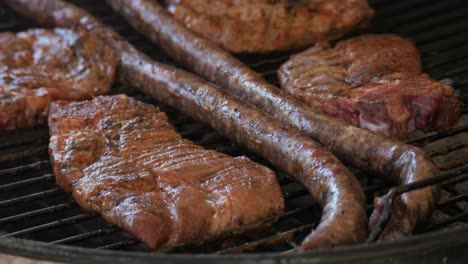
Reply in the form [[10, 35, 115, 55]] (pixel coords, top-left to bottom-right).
[[98, 0, 441, 243], [9, 0, 369, 251], [165, 0, 374, 53], [278, 34, 461, 139], [0, 28, 117, 129], [49, 95, 284, 250]]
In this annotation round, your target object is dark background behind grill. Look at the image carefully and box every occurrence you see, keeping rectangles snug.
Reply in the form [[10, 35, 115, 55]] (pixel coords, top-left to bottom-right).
[[0, 0, 467, 257]]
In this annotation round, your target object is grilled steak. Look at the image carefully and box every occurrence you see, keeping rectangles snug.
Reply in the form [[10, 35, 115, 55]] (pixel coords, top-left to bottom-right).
[[9, 0, 370, 250], [49, 94, 284, 250], [278, 34, 461, 139], [164, 0, 374, 53], [0, 28, 117, 130], [99, 0, 441, 243]]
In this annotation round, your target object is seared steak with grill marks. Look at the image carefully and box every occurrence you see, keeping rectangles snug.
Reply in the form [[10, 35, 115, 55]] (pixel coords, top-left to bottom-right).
[[0, 28, 117, 130], [165, 0, 374, 53], [278, 34, 461, 139], [48, 95, 284, 250]]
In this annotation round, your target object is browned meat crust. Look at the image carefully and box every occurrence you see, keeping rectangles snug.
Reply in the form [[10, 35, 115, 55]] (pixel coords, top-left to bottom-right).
[[7, 0, 369, 250], [164, 0, 374, 53], [98, 0, 441, 243], [0, 28, 117, 129], [278, 34, 461, 139], [49, 95, 284, 250]]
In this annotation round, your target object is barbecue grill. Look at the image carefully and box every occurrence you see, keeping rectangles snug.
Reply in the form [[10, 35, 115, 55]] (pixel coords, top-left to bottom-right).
[[1, 0, 467, 263]]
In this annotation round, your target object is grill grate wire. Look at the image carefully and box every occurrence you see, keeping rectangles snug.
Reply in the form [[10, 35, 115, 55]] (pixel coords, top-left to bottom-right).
[[0, 0, 467, 254]]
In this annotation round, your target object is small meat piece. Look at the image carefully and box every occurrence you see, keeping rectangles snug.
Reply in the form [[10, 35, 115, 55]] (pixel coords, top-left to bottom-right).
[[278, 34, 461, 139], [48, 95, 284, 250], [165, 0, 374, 53], [0, 28, 117, 130]]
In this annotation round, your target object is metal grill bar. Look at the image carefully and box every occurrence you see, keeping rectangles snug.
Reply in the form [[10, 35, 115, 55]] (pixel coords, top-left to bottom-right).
[[0, 145, 48, 163], [380, 1, 464, 30], [413, 21, 468, 45], [376, 0, 432, 18], [178, 123, 212, 138], [217, 224, 314, 254], [0, 129, 48, 149], [398, 9, 468, 35], [0, 174, 54, 192], [406, 123, 468, 147], [364, 183, 388, 194], [425, 212, 468, 231], [3, 213, 97, 238], [49, 228, 120, 245], [427, 140, 468, 157], [437, 158, 468, 171], [0, 161, 49, 176], [443, 174, 468, 187], [367, 165, 468, 242], [438, 193, 468, 208], [0, 202, 76, 225], [249, 56, 290, 69], [95, 239, 139, 250], [433, 65, 468, 81], [425, 46, 468, 69], [0, 189, 62, 208]]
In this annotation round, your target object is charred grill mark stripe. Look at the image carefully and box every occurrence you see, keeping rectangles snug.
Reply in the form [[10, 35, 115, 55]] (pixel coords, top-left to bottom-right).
[[5, 0, 368, 250]]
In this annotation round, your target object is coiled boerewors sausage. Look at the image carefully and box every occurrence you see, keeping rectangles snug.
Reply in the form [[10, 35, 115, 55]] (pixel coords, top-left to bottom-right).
[[5, 0, 368, 251], [103, 0, 441, 241]]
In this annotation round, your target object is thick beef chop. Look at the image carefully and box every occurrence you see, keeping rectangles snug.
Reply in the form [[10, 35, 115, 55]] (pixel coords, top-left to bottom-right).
[[278, 34, 461, 139], [0, 28, 117, 130], [48, 95, 284, 250], [164, 0, 374, 53]]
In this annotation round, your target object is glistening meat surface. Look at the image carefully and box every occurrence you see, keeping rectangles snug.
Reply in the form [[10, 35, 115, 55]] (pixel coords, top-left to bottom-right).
[[7, 0, 369, 251], [278, 34, 461, 139], [165, 0, 373, 53], [0, 28, 117, 130], [97, 0, 441, 242], [48, 95, 284, 250]]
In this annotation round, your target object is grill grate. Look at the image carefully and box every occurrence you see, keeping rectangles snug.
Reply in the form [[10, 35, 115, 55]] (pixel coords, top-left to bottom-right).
[[0, 0, 467, 255]]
